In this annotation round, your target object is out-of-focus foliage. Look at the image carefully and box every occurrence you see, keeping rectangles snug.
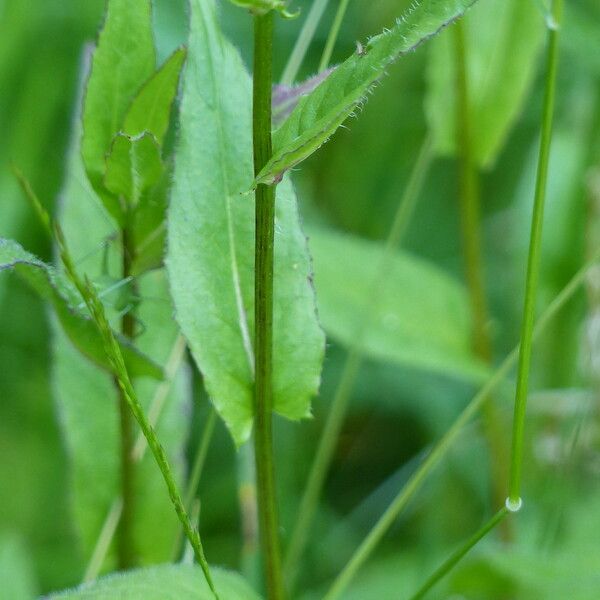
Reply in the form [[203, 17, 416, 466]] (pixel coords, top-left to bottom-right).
[[1, 0, 599, 597], [426, 0, 545, 168]]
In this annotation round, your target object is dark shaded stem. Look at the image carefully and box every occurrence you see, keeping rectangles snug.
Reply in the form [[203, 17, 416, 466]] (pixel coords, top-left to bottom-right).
[[453, 20, 511, 532], [253, 12, 285, 600], [116, 225, 137, 569], [509, 0, 564, 503], [409, 507, 509, 600]]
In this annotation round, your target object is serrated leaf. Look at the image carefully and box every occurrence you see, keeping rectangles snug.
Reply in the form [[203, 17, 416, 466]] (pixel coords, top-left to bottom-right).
[[425, 0, 545, 167], [82, 0, 156, 222], [166, 0, 325, 445], [104, 132, 163, 206], [48, 564, 261, 599], [123, 47, 187, 144], [0, 238, 163, 380], [309, 228, 488, 381], [255, 0, 478, 185]]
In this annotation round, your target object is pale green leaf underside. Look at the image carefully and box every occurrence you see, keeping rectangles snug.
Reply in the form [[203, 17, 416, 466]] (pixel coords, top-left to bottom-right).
[[124, 47, 187, 144], [425, 0, 545, 167], [0, 238, 163, 380], [104, 132, 163, 205], [256, 0, 478, 185], [48, 564, 261, 599], [167, 0, 325, 445], [82, 0, 155, 220], [309, 228, 488, 381]]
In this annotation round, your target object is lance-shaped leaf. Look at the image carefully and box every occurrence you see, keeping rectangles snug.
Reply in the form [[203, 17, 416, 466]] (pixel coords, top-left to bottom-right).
[[104, 132, 163, 206], [123, 47, 187, 144], [0, 238, 163, 380], [49, 564, 261, 599], [82, 0, 155, 222], [255, 0, 478, 185], [425, 0, 545, 167], [167, 0, 325, 445], [309, 228, 488, 381]]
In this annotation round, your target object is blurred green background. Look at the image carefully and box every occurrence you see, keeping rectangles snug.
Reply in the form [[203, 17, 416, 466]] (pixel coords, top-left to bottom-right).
[[1, 0, 600, 597]]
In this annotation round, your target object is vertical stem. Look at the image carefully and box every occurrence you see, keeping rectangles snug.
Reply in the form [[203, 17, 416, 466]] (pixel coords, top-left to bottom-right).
[[508, 0, 563, 504], [253, 12, 285, 600], [453, 20, 510, 529], [116, 224, 137, 568]]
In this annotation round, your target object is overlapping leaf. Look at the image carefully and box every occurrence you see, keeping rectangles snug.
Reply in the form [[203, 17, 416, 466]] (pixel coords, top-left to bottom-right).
[[82, 0, 156, 222], [167, 0, 325, 445], [255, 0, 479, 185], [0, 238, 162, 380]]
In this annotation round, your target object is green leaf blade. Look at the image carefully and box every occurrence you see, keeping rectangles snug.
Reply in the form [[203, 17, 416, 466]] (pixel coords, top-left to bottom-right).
[[123, 47, 187, 144], [82, 0, 156, 220], [48, 564, 262, 599], [167, 0, 325, 445], [104, 132, 163, 206], [0, 238, 163, 380], [256, 0, 478, 185]]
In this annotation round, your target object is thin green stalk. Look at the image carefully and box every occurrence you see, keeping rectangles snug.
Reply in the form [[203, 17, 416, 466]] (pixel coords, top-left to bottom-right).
[[116, 225, 137, 569], [55, 227, 217, 598], [323, 251, 596, 600], [253, 12, 285, 600], [452, 20, 510, 533], [318, 0, 351, 72], [280, 0, 330, 85], [409, 507, 509, 600], [508, 0, 564, 505], [284, 137, 433, 589]]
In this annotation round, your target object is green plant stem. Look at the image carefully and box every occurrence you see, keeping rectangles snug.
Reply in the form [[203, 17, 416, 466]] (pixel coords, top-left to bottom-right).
[[55, 228, 217, 598], [318, 0, 351, 72], [409, 507, 509, 600], [283, 137, 433, 590], [253, 12, 285, 600], [323, 250, 596, 600], [115, 225, 137, 569], [452, 20, 510, 534], [281, 0, 330, 85], [508, 0, 563, 504]]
